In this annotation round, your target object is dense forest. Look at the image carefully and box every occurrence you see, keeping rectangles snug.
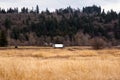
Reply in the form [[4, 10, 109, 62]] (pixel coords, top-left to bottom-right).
[[0, 5, 120, 46]]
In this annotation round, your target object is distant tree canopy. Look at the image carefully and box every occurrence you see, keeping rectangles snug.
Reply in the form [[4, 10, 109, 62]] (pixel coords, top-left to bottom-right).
[[0, 5, 119, 46], [83, 5, 101, 14]]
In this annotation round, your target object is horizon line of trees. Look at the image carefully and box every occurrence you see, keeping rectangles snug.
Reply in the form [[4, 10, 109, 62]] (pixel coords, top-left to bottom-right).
[[0, 5, 119, 14], [0, 5, 39, 14]]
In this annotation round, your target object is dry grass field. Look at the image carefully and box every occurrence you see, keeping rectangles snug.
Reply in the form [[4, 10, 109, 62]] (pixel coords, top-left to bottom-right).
[[0, 46, 120, 80]]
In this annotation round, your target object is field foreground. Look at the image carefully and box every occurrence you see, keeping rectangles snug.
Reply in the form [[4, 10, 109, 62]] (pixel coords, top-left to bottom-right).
[[0, 47, 120, 80]]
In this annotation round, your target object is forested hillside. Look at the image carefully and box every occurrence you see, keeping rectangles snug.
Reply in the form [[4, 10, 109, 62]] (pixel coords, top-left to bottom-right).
[[0, 5, 120, 46]]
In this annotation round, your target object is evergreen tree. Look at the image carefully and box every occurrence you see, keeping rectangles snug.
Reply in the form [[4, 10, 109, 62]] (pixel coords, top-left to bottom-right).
[[4, 18, 12, 29], [11, 27, 20, 40], [0, 30, 8, 47], [114, 13, 120, 39], [36, 5, 39, 14], [21, 7, 28, 13]]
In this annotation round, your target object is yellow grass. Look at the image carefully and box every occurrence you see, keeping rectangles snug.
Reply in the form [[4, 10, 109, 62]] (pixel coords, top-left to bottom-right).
[[0, 47, 120, 80]]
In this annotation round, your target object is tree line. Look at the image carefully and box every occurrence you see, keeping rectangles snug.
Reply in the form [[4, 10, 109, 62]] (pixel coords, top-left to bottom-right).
[[0, 5, 39, 14], [0, 5, 120, 47]]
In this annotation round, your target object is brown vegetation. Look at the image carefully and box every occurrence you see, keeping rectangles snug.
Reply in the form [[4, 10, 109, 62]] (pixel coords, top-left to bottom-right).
[[0, 47, 120, 80], [92, 37, 107, 49]]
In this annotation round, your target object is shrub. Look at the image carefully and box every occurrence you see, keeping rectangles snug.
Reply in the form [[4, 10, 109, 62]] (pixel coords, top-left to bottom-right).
[[92, 37, 106, 49], [15, 46, 18, 48]]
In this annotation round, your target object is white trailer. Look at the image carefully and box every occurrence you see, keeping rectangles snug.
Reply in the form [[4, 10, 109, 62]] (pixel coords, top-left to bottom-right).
[[53, 44, 64, 48]]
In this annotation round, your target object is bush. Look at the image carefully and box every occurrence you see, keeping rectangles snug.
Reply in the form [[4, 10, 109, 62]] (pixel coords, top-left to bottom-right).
[[92, 37, 106, 49], [15, 46, 18, 48]]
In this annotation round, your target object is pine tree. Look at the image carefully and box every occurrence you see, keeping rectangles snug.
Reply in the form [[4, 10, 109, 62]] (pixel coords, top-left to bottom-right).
[[0, 30, 8, 47], [36, 5, 39, 14], [114, 13, 120, 39], [4, 18, 11, 29]]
